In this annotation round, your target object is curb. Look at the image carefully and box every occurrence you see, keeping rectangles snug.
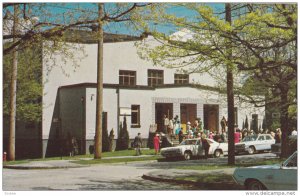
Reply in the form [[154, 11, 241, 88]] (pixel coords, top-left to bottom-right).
[[3, 165, 90, 170], [142, 174, 243, 190], [3, 164, 88, 170]]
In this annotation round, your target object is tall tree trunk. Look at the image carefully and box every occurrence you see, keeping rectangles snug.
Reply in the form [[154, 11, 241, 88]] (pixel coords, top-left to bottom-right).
[[94, 3, 104, 159], [279, 83, 289, 158], [226, 3, 235, 165], [8, 4, 20, 161]]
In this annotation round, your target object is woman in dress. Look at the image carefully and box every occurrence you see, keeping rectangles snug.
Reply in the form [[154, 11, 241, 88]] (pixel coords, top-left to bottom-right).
[[153, 134, 161, 155]]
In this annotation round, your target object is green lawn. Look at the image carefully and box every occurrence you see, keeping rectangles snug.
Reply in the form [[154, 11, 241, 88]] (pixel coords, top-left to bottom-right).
[[175, 173, 233, 183], [175, 158, 284, 170], [3, 149, 158, 165], [72, 156, 160, 165]]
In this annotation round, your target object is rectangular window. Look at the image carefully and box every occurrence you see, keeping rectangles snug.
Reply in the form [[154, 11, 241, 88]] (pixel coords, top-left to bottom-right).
[[148, 69, 163, 86], [174, 74, 189, 84], [131, 105, 140, 128], [119, 70, 136, 86]]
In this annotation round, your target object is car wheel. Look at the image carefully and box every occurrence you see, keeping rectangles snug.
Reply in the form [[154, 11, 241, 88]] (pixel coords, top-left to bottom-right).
[[183, 151, 191, 160], [214, 149, 222, 158], [246, 180, 266, 190], [248, 146, 255, 154]]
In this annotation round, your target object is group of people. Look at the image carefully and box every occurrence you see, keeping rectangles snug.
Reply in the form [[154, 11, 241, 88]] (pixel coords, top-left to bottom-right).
[[132, 115, 298, 156], [163, 114, 204, 140]]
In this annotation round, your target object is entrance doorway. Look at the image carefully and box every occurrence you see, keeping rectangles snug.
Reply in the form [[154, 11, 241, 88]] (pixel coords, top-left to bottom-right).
[[180, 104, 197, 133], [203, 104, 219, 132], [155, 103, 173, 132]]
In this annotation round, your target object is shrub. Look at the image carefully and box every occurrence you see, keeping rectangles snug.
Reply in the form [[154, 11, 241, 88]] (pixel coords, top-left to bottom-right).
[[116, 116, 130, 151]]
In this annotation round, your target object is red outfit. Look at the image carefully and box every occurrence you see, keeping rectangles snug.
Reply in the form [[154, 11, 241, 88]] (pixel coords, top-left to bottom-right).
[[153, 136, 160, 151], [234, 132, 241, 143]]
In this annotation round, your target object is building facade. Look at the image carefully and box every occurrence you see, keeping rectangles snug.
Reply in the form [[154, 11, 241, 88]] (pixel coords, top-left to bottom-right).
[[41, 31, 265, 157], [3, 30, 265, 159]]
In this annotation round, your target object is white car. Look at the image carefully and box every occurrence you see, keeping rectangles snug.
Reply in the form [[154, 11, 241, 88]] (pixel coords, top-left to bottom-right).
[[235, 134, 275, 154], [233, 151, 297, 190], [160, 138, 228, 160]]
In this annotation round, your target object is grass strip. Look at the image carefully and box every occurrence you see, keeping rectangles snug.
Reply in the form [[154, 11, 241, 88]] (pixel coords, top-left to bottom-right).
[[71, 156, 160, 165], [175, 173, 233, 183], [175, 158, 284, 170]]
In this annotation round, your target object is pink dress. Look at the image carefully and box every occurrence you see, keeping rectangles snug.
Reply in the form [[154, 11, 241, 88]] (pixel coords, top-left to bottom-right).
[[234, 132, 241, 143], [153, 136, 160, 151]]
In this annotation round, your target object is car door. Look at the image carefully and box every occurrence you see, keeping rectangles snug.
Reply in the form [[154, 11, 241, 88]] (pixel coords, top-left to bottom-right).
[[268, 153, 297, 190], [265, 135, 275, 150], [256, 135, 266, 151], [190, 139, 199, 156], [196, 139, 204, 156]]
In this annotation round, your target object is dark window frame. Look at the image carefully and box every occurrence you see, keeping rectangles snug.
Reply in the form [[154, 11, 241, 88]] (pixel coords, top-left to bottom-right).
[[119, 70, 136, 86], [148, 69, 164, 86], [131, 105, 140, 128], [174, 74, 189, 84]]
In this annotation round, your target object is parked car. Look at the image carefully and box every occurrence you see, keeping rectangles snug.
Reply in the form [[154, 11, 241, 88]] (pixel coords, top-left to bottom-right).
[[160, 138, 228, 160], [271, 135, 297, 157], [235, 134, 275, 154], [233, 151, 297, 190]]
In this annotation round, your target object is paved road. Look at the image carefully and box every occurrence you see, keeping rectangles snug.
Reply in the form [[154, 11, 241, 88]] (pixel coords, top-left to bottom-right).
[[2, 162, 192, 191], [2, 153, 277, 191]]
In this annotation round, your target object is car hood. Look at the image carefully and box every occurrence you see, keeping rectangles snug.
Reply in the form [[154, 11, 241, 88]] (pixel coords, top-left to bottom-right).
[[244, 164, 281, 169], [161, 146, 186, 151]]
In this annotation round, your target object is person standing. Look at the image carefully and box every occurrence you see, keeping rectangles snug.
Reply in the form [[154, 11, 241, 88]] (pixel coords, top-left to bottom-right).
[[168, 118, 174, 136], [187, 121, 193, 138], [163, 114, 169, 134], [202, 135, 210, 159], [134, 133, 143, 156], [234, 129, 241, 144], [153, 134, 160, 155], [178, 128, 184, 144], [275, 128, 281, 143], [174, 115, 181, 137], [220, 116, 227, 133], [71, 137, 78, 156], [291, 130, 297, 136], [108, 129, 115, 152]]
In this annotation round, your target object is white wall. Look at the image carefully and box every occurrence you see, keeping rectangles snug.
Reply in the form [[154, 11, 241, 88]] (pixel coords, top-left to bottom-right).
[[43, 36, 264, 140]]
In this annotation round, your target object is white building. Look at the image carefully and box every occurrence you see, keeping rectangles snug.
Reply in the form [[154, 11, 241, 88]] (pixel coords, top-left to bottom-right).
[[41, 30, 265, 157]]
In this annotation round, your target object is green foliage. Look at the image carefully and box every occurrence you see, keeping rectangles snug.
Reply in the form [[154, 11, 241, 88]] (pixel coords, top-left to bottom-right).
[[102, 128, 110, 152], [116, 117, 130, 151], [3, 43, 43, 122], [137, 3, 297, 130]]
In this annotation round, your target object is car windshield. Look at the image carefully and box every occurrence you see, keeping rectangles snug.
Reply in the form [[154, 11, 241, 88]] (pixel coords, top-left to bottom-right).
[[242, 135, 258, 142], [283, 152, 297, 167], [180, 140, 197, 145]]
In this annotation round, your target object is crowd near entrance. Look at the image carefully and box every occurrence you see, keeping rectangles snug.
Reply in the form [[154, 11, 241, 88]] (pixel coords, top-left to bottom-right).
[[154, 103, 220, 135], [155, 103, 173, 133], [203, 104, 219, 133], [180, 104, 197, 132]]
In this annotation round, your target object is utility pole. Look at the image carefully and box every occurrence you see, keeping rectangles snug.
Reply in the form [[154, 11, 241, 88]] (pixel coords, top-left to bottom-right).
[[8, 4, 20, 161], [94, 3, 104, 159], [225, 3, 235, 165]]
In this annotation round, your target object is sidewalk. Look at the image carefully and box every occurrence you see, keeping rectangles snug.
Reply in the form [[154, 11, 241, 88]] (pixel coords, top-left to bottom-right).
[[3, 155, 156, 169], [3, 159, 87, 169]]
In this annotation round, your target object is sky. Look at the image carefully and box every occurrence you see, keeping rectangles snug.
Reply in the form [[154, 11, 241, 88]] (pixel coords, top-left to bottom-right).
[[2, 2, 226, 36]]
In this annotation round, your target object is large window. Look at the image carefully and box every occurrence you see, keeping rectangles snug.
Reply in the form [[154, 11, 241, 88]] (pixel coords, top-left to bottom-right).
[[131, 105, 140, 127], [119, 70, 136, 86], [174, 74, 189, 84], [148, 69, 163, 86]]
